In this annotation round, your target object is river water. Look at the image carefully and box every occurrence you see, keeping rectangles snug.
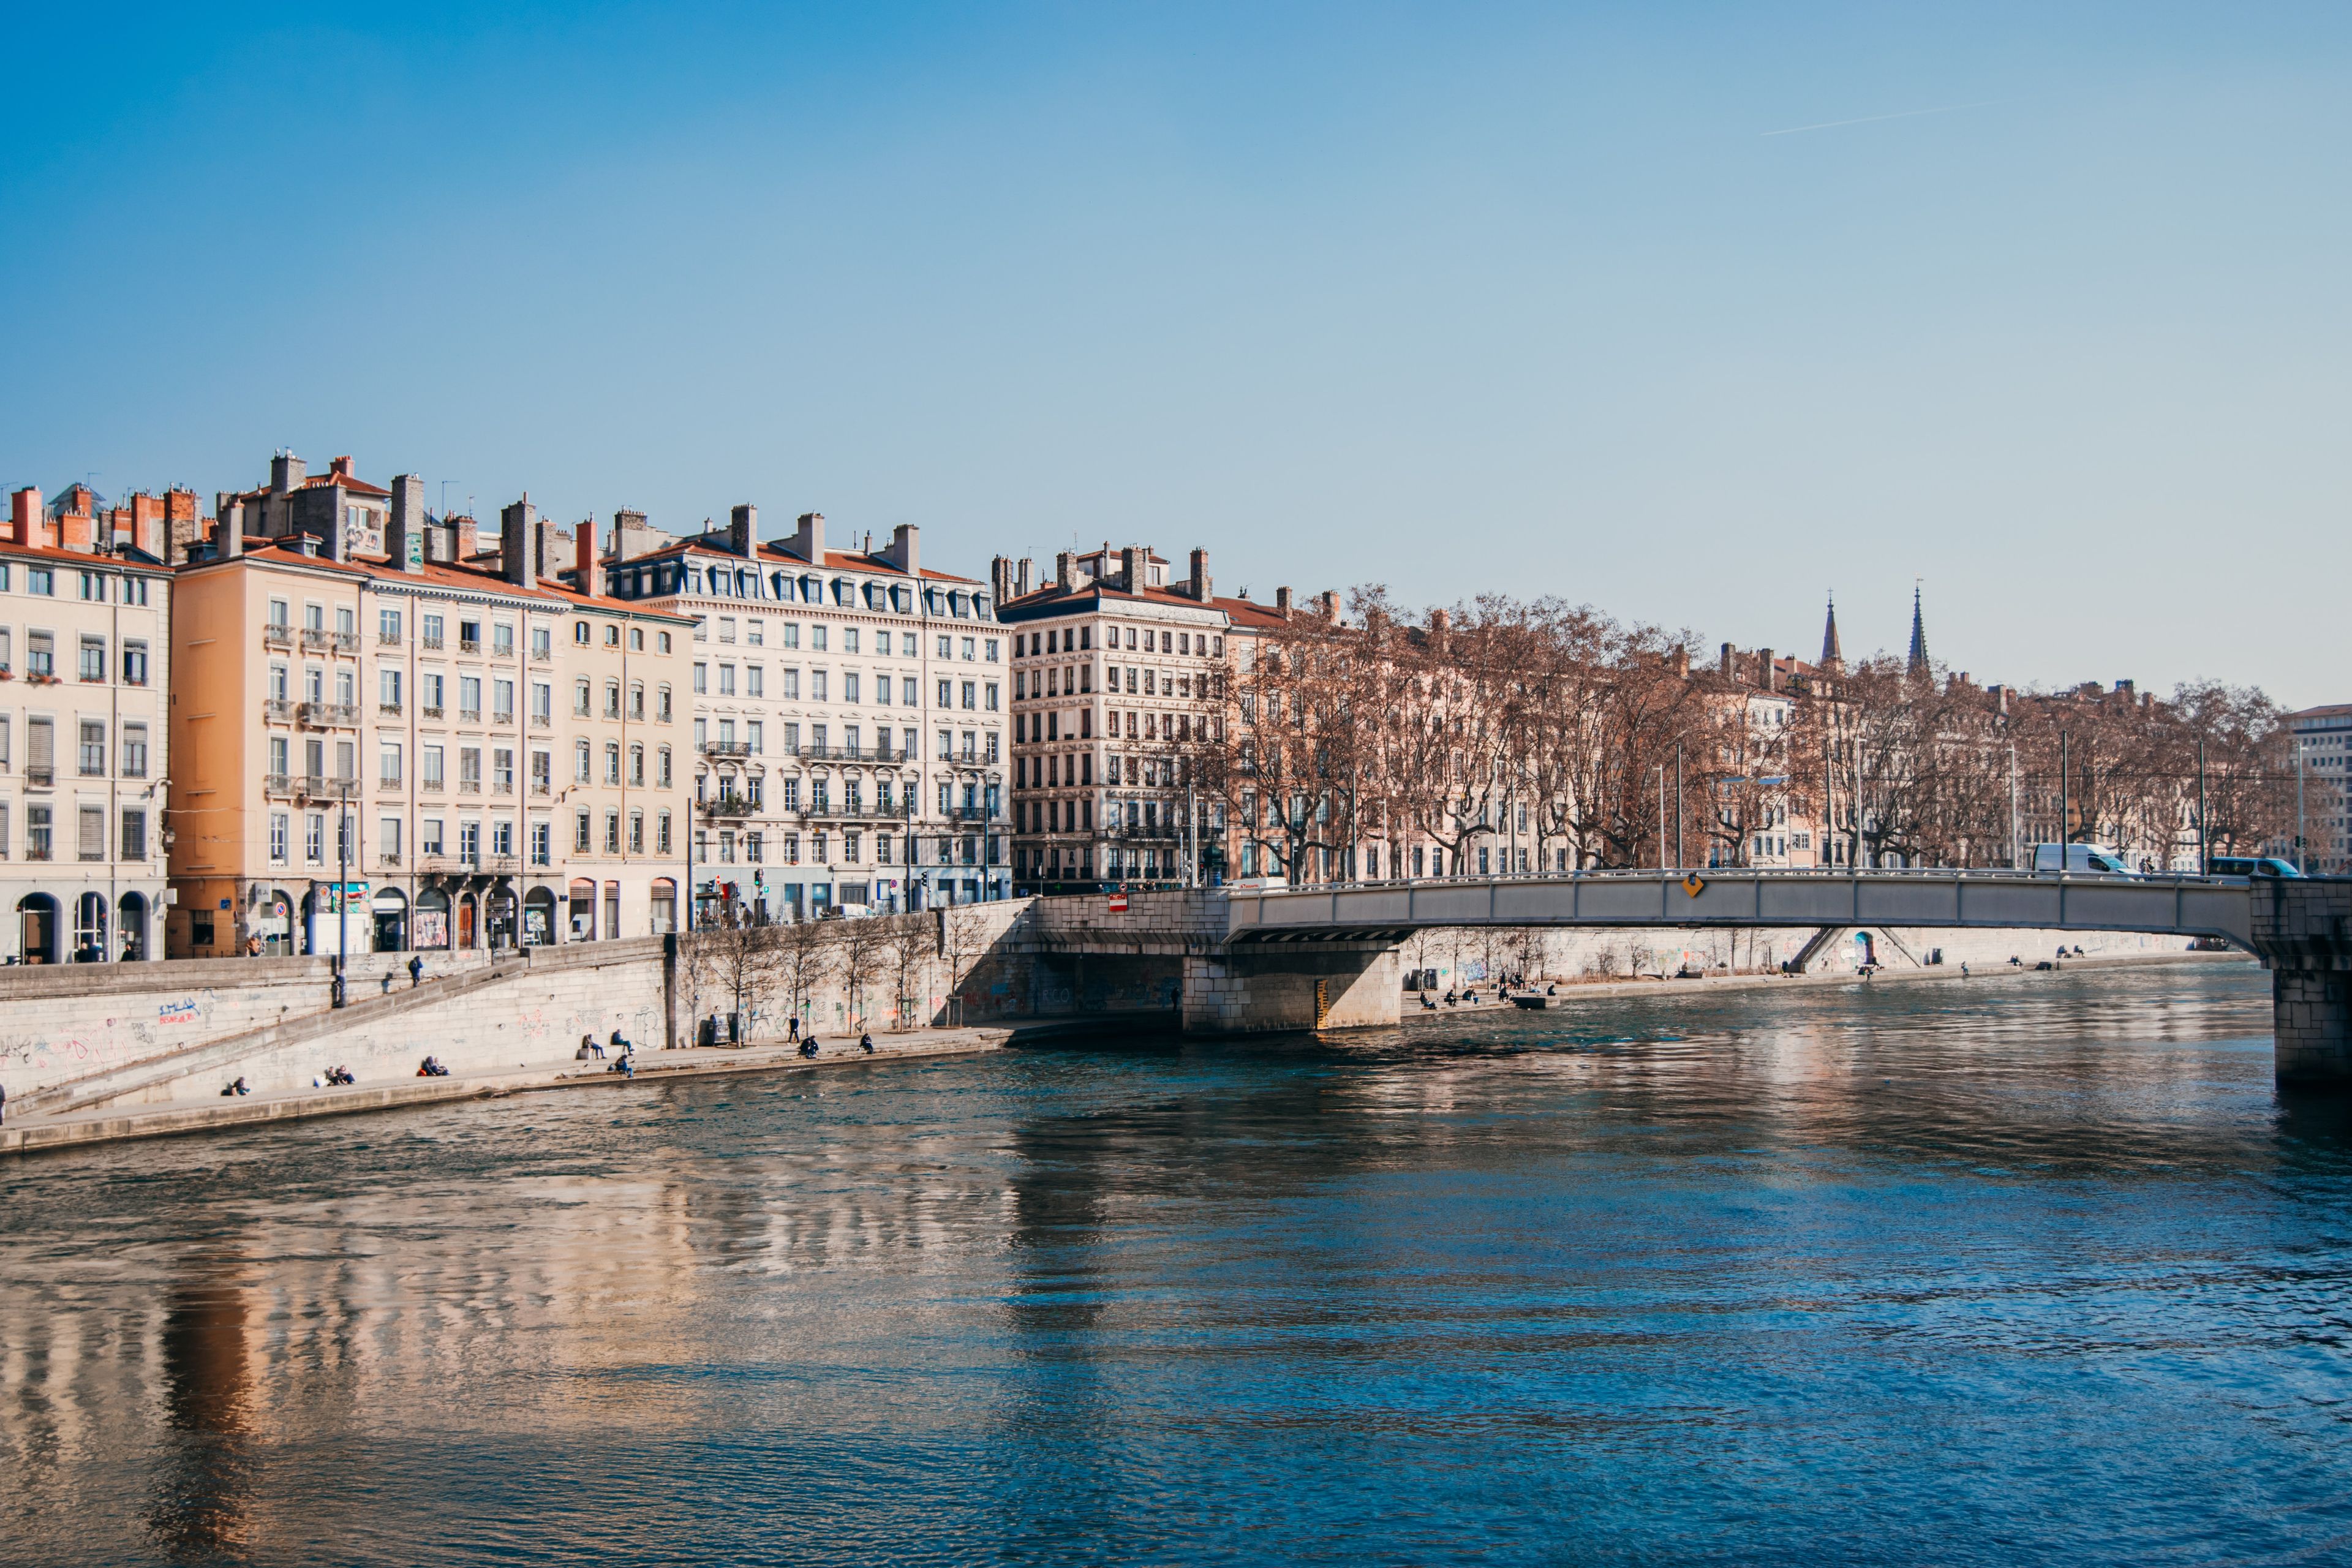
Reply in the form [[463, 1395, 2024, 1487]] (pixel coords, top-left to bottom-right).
[[4, 960, 2350, 1566]]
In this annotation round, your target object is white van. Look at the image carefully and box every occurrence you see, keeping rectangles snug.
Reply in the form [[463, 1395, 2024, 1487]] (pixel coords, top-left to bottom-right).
[[2030, 843, 2136, 875]]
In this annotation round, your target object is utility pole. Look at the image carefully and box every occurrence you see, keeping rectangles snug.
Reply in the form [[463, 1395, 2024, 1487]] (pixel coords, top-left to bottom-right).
[[2296, 736, 2307, 873], [2008, 742, 2019, 870], [2196, 736, 2209, 876], [330, 781, 349, 1006], [1656, 765, 1666, 872], [2058, 730, 2070, 879], [1674, 742, 1683, 871]]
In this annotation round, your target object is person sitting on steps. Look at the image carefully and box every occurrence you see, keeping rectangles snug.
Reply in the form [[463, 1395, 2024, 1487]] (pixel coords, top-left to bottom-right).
[[860, 1032, 875, 1054]]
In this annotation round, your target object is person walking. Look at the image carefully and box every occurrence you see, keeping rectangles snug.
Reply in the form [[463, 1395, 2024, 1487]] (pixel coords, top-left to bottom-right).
[[408, 954, 424, 989]]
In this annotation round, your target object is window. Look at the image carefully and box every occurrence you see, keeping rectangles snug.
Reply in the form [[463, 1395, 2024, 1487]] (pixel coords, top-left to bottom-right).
[[604, 624, 620, 647], [78, 720, 105, 776], [630, 813, 645, 853], [422, 818, 444, 856], [604, 742, 622, 785], [121, 809, 146, 862], [603, 680, 621, 718], [533, 682, 552, 724], [532, 821, 552, 867], [658, 631, 672, 654], [657, 684, 673, 721], [493, 679, 514, 723], [693, 663, 707, 694], [26, 631, 52, 677], [575, 741, 592, 783], [380, 742, 402, 785], [780, 668, 799, 699], [381, 818, 402, 859], [26, 805, 50, 860], [121, 641, 148, 686], [630, 681, 645, 718], [937, 679, 952, 707], [747, 721, 763, 753], [629, 744, 645, 786], [605, 812, 621, 853], [843, 673, 859, 703], [630, 626, 645, 650], [494, 748, 515, 793], [121, 723, 148, 778], [575, 620, 592, 645], [812, 670, 828, 701], [380, 668, 403, 709], [423, 613, 445, 648], [575, 679, 592, 715], [745, 666, 763, 698], [718, 664, 736, 696], [575, 811, 594, 853], [270, 813, 288, 862], [28, 568, 52, 597], [306, 815, 325, 861], [460, 747, 483, 790], [532, 626, 552, 660], [423, 745, 445, 790], [79, 572, 104, 603], [493, 623, 514, 657], [657, 812, 672, 853], [380, 608, 403, 643], [719, 616, 737, 643]]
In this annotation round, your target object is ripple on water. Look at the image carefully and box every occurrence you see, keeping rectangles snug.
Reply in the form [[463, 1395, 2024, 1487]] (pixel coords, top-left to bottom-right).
[[2, 962, 2350, 1567]]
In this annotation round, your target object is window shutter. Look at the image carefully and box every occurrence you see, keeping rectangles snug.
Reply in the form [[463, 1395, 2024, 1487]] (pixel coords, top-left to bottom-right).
[[79, 805, 104, 860]]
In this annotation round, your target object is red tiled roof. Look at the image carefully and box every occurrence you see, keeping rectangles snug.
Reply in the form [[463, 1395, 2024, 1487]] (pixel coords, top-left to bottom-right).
[[999, 578, 1287, 628], [0, 538, 170, 571]]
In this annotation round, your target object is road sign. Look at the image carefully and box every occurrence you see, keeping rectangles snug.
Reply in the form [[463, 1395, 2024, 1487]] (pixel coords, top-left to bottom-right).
[[1682, 874, 1706, 898], [1107, 892, 1129, 913]]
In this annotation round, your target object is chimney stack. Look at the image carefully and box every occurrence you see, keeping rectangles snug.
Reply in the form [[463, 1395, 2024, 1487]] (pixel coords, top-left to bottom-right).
[[1016, 557, 1035, 597], [388, 474, 424, 571], [9, 488, 37, 548], [1056, 551, 1074, 590], [1188, 547, 1211, 603], [456, 515, 478, 563], [1673, 644, 1690, 679], [1317, 590, 1339, 620], [886, 522, 921, 581], [218, 500, 246, 558], [1121, 545, 1144, 592], [576, 519, 598, 590], [270, 451, 304, 497], [792, 511, 826, 567], [1759, 648, 1775, 692], [990, 554, 1013, 605], [1275, 586, 1293, 617], [500, 497, 537, 586], [729, 503, 757, 557], [330, 455, 354, 480]]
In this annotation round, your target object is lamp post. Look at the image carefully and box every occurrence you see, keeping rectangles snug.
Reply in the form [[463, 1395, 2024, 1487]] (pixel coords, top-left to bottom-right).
[[2196, 736, 2209, 876], [330, 780, 350, 1008]]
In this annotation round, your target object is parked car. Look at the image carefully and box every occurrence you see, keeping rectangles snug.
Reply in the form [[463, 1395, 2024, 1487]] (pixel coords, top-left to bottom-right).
[[2206, 856, 2304, 878], [2030, 843, 2137, 875]]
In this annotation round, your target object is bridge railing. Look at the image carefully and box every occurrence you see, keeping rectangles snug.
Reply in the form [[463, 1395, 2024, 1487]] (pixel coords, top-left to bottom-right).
[[1235, 866, 2252, 896]]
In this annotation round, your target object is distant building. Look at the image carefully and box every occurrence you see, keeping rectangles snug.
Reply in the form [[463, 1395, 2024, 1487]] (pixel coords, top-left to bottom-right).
[[2289, 704, 2352, 873]]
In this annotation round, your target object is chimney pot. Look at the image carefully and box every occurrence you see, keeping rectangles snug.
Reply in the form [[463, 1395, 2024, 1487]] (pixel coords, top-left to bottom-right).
[[729, 503, 757, 557]]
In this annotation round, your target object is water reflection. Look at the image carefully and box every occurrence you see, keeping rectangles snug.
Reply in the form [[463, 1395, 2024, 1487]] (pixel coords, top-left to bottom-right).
[[149, 1256, 258, 1558], [1, 962, 2347, 1567]]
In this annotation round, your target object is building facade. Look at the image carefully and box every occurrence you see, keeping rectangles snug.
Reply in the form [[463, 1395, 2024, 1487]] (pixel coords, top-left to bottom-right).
[[2290, 703, 2351, 873], [596, 506, 1011, 916], [0, 488, 173, 962], [167, 454, 693, 957], [1000, 543, 1284, 892]]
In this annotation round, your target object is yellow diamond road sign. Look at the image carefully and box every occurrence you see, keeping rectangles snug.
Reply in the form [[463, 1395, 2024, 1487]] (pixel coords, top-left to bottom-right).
[[1682, 874, 1707, 898]]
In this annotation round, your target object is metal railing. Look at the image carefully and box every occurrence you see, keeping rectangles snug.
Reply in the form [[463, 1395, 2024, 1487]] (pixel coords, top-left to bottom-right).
[[702, 794, 760, 818], [263, 699, 295, 722], [297, 701, 358, 727], [300, 628, 331, 652], [263, 625, 294, 649], [421, 704, 443, 720], [423, 633, 445, 650], [796, 743, 901, 762], [459, 636, 481, 654], [264, 772, 295, 796], [379, 701, 402, 717], [331, 630, 360, 653], [379, 629, 404, 647], [699, 739, 754, 756]]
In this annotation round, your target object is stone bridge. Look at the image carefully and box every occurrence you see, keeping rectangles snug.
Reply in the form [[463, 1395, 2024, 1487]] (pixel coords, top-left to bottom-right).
[[1028, 872, 2351, 1086]]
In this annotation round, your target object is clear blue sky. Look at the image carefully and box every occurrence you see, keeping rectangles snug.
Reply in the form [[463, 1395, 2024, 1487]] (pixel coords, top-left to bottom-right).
[[5, 2, 2346, 704]]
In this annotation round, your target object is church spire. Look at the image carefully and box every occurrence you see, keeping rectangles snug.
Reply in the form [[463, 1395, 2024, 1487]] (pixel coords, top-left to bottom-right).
[[1906, 582, 1930, 679], [1820, 593, 1843, 671]]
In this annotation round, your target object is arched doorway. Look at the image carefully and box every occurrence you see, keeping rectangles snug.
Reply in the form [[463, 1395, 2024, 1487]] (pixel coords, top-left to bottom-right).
[[485, 886, 517, 950], [372, 888, 409, 952], [17, 894, 58, 963], [522, 886, 556, 947], [650, 878, 677, 935], [457, 892, 478, 950], [414, 888, 451, 950], [118, 892, 149, 961], [72, 892, 108, 962], [568, 878, 596, 941], [298, 888, 318, 956]]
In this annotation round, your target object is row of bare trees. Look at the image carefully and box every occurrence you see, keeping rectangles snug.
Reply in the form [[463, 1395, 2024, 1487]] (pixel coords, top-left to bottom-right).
[[687, 907, 993, 1039], [1180, 590, 2316, 877]]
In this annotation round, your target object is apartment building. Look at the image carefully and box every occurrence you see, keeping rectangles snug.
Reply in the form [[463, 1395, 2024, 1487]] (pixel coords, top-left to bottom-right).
[[167, 456, 693, 956], [0, 488, 173, 962], [998, 543, 1283, 892], [2290, 704, 2352, 873], [595, 506, 1011, 916]]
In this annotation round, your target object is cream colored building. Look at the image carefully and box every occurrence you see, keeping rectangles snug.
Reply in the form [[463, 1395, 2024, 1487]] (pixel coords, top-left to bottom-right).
[[597, 507, 1011, 916], [1000, 543, 1284, 891], [167, 457, 692, 956], [0, 488, 173, 962]]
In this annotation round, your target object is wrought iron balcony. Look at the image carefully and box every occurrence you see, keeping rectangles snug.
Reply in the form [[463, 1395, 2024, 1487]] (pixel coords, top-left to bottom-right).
[[263, 699, 295, 723], [300, 628, 332, 652], [263, 624, 294, 649], [702, 794, 760, 818], [297, 701, 358, 727], [700, 739, 755, 756]]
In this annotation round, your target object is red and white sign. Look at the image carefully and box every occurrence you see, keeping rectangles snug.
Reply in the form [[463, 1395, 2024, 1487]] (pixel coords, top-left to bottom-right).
[[1107, 892, 1129, 913]]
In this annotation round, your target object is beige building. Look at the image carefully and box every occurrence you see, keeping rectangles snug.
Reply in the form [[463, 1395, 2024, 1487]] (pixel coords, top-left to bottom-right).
[[0, 488, 173, 962], [1000, 543, 1283, 891], [597, 506, 1011, 916], [167, 455, 693, 957]]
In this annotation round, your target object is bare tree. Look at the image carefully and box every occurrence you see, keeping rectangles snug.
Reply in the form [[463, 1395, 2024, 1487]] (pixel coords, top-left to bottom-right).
[[778, 914, 835, 1036], [687, 919, 783, 1043], [884, 916, 933, 1031], [838, 916, 890, 1032]]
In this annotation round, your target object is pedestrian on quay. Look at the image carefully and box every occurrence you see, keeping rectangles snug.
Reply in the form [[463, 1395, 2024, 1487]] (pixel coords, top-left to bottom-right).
[[380, 970, 395, 995], [408, 954, 424, 989], [788, 1016, 801, 1042], [860, 1032, 875, 1054]]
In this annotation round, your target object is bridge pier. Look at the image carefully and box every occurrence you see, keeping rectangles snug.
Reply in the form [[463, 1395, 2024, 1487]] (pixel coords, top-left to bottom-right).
[[2249, 879, 2352, 1088], [1183, 941, 1401, 1034]]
